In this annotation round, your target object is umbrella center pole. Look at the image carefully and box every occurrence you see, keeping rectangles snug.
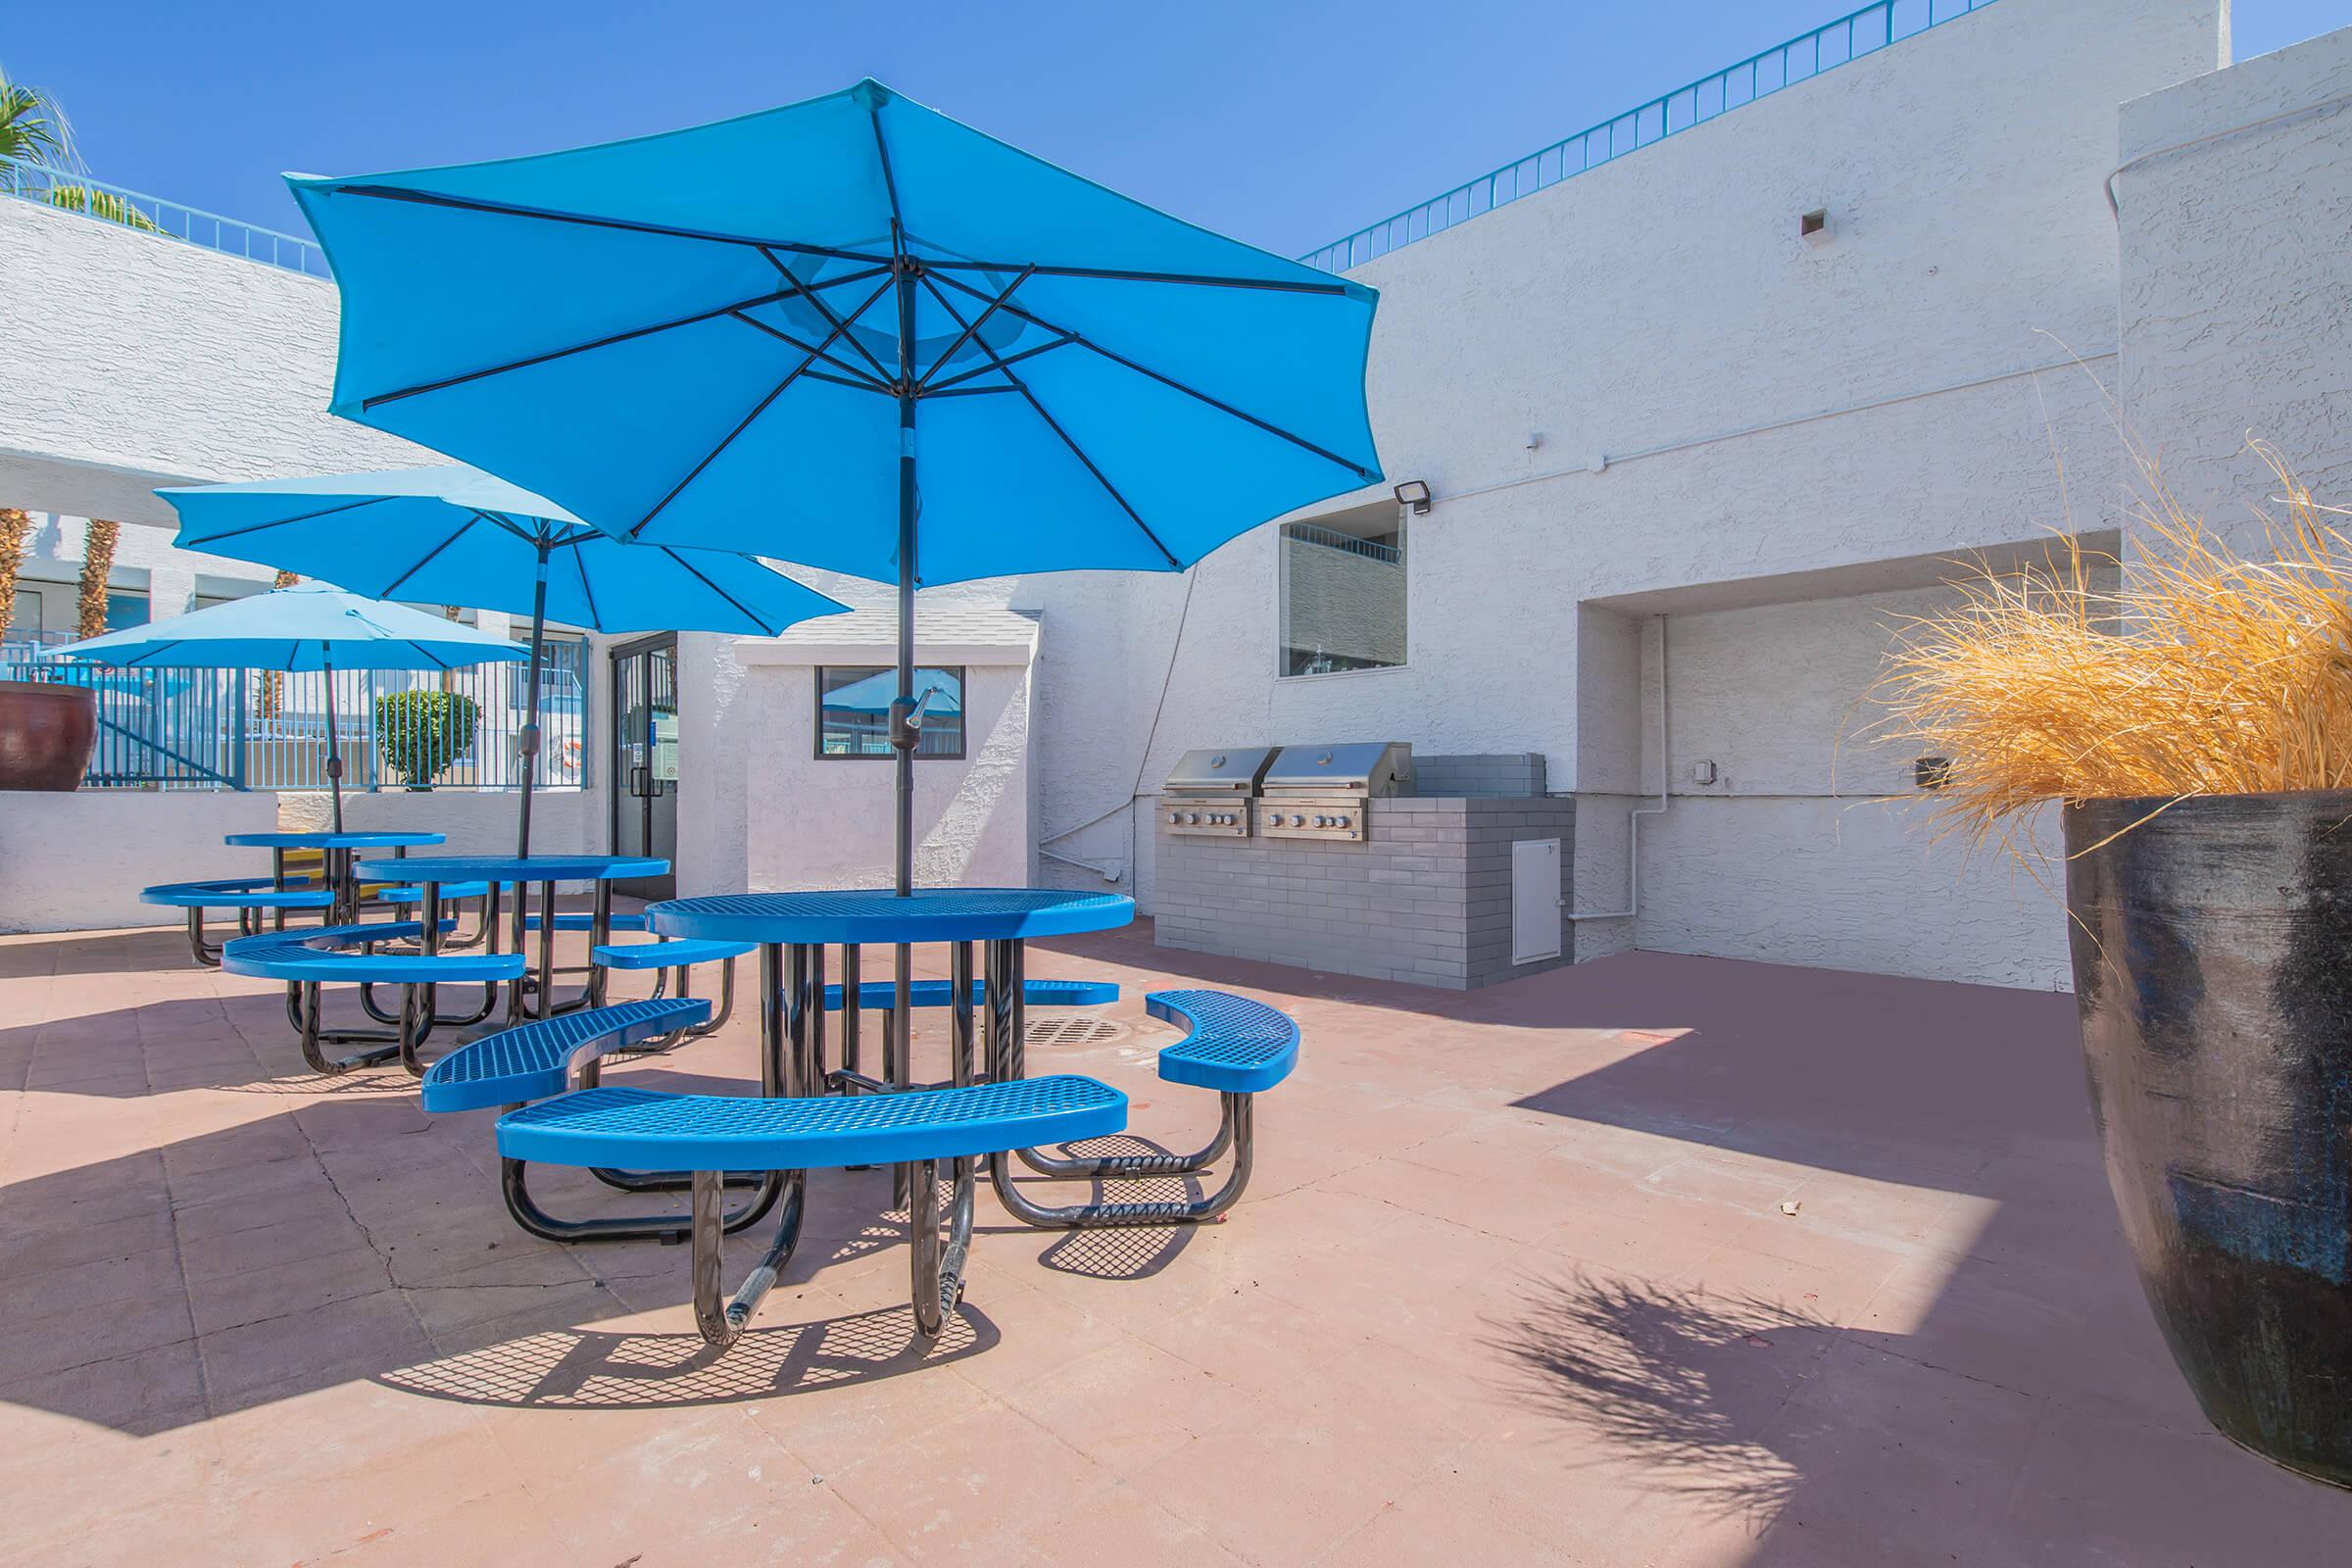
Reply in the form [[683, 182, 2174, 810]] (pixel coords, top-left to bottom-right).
[[515, 544, 551, 860], [321, 644, 346, 836]]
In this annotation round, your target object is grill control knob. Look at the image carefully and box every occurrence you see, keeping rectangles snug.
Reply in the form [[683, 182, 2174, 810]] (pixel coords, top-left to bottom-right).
[[1291, 813, 1307, 827], [1336, 814, 1351, 828], [1312, 815, 1329, 827], [1187, 812, 1201, 825], [1168, 811, 1182, 825]]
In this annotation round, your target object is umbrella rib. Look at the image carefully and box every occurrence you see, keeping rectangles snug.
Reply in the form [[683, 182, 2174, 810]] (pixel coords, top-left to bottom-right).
[[659, 547, 777, 633], [570, 540, 603, 629], [918, 274, 1180, 570], [378, 514, 481, 600], [922, 257, 1355, 296], [866, 104, 907, 258], [360, 286, 797, 410], [930, 270, 1375, 480], [725, 310, 893, 392], [914, 265, 1035, 392], [322, 184, 892, 264], [757, 247, 899, 387], [922, 332, 1078, 393], [180, 495, 401, 546], [627, 275, 898, 539]]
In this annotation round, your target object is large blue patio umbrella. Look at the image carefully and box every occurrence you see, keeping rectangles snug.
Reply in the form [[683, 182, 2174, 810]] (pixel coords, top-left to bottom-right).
[[159, 464, 849, 855], [287, 79, 1383, 898], [46, 582, 526, 832]]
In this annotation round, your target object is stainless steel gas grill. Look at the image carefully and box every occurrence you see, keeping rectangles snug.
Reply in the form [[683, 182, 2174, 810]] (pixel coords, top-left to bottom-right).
[[1160, 746, 1278, 838], [1256, 741, 1415, 842]]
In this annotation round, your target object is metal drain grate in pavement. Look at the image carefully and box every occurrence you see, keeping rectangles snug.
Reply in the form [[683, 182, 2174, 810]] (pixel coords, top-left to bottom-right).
[[1025, 1015, 1123, 1050]]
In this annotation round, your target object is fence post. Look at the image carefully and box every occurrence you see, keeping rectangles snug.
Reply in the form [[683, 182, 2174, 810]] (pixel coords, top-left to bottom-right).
[[230, 668, 248, 790]]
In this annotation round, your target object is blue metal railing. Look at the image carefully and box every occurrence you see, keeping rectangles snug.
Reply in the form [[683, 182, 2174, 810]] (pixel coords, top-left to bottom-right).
[[1299, 0, 2001, 273], [0, 155, 326, 278], [2, 639, 592, 791]]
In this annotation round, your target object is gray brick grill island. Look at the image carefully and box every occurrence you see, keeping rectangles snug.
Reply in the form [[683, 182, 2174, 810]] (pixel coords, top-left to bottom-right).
[[1154, 745, 1574, 990]]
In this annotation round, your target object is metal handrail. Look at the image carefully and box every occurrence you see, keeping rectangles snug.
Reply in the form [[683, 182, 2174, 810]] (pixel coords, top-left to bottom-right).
[[0, 155, 326, 278], [1282, 521, 1403, 564], [1299, 0, 2000, 273]]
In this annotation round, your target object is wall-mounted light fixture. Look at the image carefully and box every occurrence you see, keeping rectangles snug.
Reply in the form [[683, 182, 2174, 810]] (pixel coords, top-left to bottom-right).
[[1800, 207, 1834, 247], [1393, 479, 1433, 515]]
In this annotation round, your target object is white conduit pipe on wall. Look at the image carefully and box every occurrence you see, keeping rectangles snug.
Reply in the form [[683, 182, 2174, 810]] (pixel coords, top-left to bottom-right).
[[1568, 614, 1668, 923]]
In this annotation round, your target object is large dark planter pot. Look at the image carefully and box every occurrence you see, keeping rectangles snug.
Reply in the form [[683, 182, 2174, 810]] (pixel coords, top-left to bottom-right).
[[2066, 790, 2352, 1488], [0, 679, 96, 791]]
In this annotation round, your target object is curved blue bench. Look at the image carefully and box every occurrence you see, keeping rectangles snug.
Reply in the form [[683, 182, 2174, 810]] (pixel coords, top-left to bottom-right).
[[377, 880, 499, 903], [222, 921, 519, 983], [496, 1073, 1129, 1352], [421, 997, 712, 1113], [593, 937, 753, 970], [993, 989, 1298, 1231], [1149, 991, 1299, 1094], [142, 877, 333, 910], [143, 878, 337, 967], [821, 977, 1119, 1010], [223, 921, 523, 1077], [525, 911, 650, 935]]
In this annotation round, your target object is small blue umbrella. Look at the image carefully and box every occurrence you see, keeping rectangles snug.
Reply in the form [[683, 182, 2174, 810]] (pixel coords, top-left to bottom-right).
[[286, 78, 1384, 905], [47, 582, 526, 830], [160, 464, 849, 853]]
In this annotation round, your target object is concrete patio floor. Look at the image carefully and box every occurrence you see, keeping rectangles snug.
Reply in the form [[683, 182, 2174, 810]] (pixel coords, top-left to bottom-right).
[[3, 916, 2348, 1566]]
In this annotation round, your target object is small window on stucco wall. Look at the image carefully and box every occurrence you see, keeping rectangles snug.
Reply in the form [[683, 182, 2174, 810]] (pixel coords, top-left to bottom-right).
[[815, 665, 967, 759]]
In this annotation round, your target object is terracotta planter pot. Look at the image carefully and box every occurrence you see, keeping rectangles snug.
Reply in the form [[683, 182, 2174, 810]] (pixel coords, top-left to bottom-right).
[[2065, 791, 2352, 1488], [0, 679, 97, 792]]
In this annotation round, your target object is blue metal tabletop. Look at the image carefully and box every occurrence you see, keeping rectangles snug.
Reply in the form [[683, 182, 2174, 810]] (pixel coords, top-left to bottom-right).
[[352, 853, 670, 883], [224, 831, 447, 849], [647, 888, 1135, 946]]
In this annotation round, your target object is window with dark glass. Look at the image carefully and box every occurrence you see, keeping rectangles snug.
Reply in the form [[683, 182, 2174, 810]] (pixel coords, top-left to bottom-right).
[[1278, 507, 1406, 677], [816, 666, 966, 759]]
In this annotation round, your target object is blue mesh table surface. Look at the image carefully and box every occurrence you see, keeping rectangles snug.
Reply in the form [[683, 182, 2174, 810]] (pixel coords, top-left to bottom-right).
[[351, 854, 669, 883], [224, 831, 447, 849], [646, 888, 1135, 945]]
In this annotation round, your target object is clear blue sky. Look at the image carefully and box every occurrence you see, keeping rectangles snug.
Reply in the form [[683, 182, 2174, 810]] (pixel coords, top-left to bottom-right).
[[7, 0, 2346, 260]]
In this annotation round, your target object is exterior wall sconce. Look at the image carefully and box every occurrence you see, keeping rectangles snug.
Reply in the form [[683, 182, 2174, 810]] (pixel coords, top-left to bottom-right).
[[1800, 208, 1834, 246], [1393, 480, 1433, 515]]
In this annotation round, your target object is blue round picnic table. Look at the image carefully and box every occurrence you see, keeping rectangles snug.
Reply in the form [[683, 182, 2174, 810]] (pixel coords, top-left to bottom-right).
[[357, 853, 671, 1026], [225, 829, 446, 923], [646, 890, 1134, 1152]]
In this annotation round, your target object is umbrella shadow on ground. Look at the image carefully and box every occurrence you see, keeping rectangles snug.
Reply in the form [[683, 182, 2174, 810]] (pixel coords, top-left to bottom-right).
[[376, 1301, 1000, 1411]]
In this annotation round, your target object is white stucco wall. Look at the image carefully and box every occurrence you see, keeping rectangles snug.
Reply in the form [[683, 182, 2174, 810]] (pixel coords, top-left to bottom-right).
[[2118, 22, 2352, 552], [0, 789, 281, 932], [1010, 0, 2222, 988], [0, 198, 427, 530]]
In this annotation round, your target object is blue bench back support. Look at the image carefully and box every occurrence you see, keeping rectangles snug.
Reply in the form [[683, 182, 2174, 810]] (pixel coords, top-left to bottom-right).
[[420, 998, 712, 1113], [499, 1075, 1127, 1172], [1149, 990, 1299, 1095]]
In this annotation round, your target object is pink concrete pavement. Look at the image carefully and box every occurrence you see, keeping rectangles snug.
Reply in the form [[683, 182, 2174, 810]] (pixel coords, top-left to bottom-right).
[[2, 916, 2346, 1565]]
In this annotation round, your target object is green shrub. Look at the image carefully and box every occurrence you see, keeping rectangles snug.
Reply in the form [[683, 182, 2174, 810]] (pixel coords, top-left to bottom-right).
[[373, 690, 479, 787]]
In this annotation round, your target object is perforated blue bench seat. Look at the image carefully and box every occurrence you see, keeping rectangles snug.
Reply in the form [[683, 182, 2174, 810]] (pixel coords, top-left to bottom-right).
[[524, 911, 650, 935], [820, 978, 1119, 1010], [499, 1074, 1128, 1172], [1148, 991, 1299, 1094], [592, 937, 753, 970], [420, 998, 711, 1113], [376, 880, 500, 903], [221, 921, 523, 983], [141, 878, 335, 911]]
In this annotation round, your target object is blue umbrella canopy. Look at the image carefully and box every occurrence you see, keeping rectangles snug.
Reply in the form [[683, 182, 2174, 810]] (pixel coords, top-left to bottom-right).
[[286, 78, 1382, 582], [160, 465, 849, 638], [290, 74, 1383, 1041], [46, 580, 527, 671], [47, 582, 525, 829], [159, 465, 851, 856]]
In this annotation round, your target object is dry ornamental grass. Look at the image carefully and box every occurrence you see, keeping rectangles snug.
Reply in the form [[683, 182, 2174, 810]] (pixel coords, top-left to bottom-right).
[[1872, 439, 2352, 859]]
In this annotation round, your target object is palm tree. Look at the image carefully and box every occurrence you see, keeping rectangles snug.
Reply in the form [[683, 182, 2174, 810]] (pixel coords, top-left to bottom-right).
[[0, 508, 29, 646], [0, 62, 75, 171], [75, 519, 119, 639]]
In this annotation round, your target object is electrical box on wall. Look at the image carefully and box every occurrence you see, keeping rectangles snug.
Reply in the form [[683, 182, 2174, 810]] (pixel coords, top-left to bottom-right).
[[1690, 760, 1719, 786]]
